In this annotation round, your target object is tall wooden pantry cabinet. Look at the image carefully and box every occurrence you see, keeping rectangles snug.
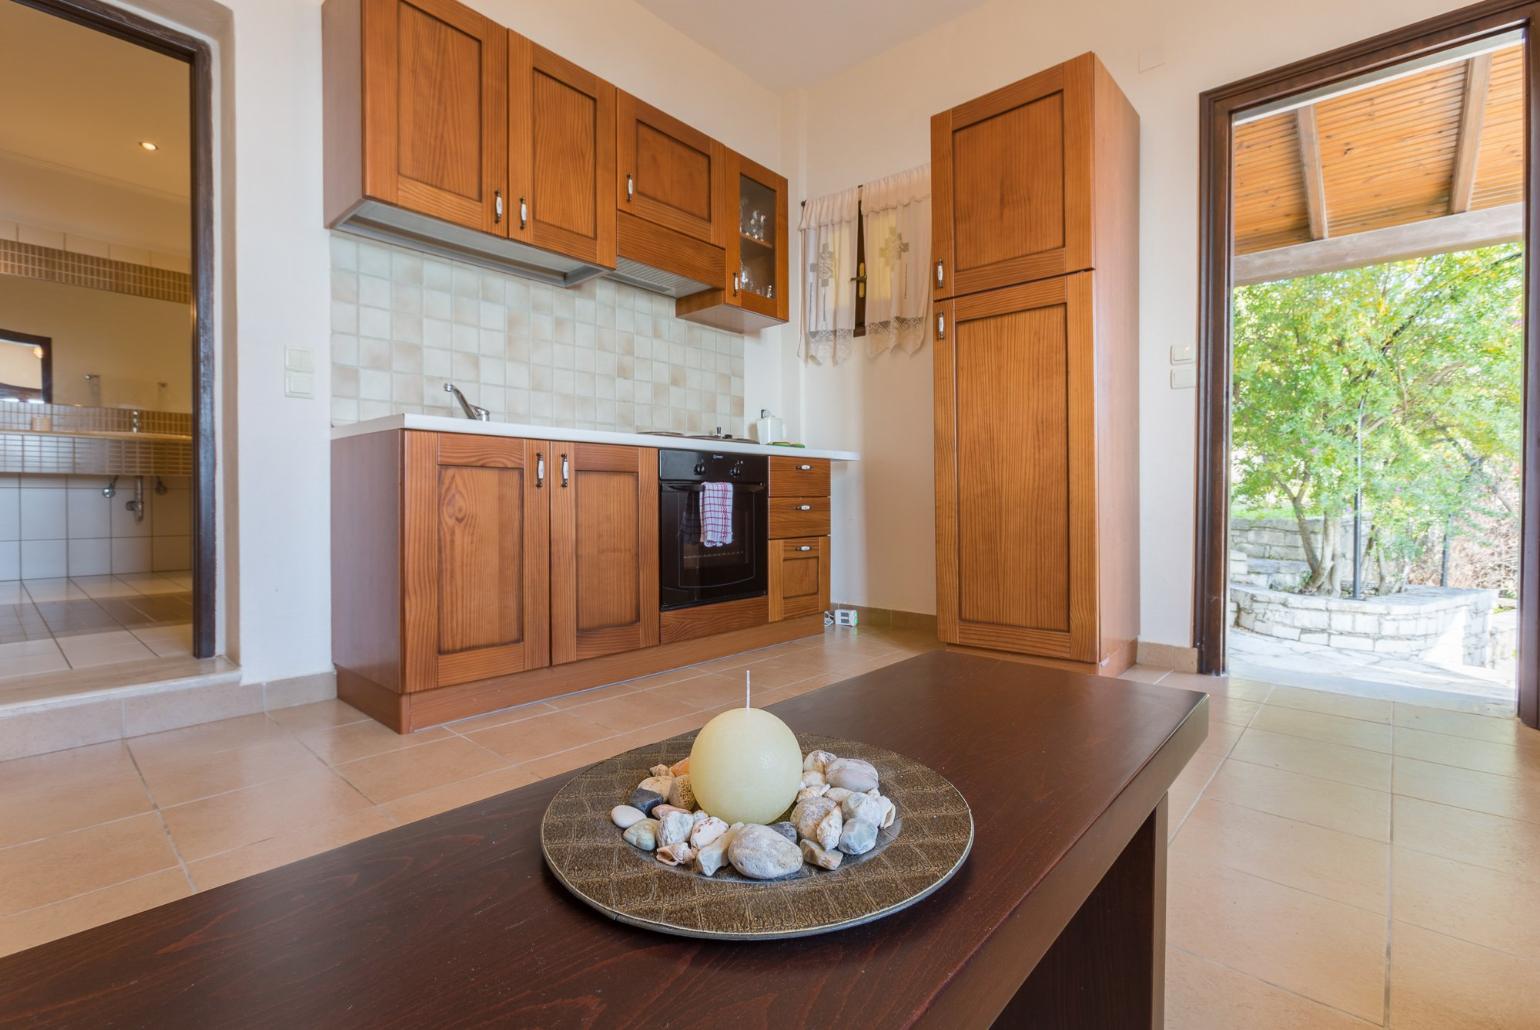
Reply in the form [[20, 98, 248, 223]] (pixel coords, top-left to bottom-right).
[[931, 52, 1140, 675]]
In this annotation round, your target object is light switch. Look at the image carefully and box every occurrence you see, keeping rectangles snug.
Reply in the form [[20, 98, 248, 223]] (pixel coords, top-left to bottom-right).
[[1170, 342, 1193, 364], [284, 347, 315, 373], [1170, 366, 1196, 390], [285, 371, 314, 399]]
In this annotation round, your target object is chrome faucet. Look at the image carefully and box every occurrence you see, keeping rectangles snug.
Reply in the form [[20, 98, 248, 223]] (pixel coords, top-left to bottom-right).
[[444, 381, 490, 421]]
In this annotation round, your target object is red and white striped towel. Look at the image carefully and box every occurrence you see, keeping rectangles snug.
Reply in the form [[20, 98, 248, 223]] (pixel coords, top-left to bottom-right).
[[700, 481, 734, 548]]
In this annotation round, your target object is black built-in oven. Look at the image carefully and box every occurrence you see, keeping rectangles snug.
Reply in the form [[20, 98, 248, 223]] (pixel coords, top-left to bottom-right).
[[658, 449, 768, 610]]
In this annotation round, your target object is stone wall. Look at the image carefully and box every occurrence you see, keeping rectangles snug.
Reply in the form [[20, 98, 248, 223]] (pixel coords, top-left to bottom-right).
[[1230, 516, 1384, 591], [1230, 583, 1509, 668]]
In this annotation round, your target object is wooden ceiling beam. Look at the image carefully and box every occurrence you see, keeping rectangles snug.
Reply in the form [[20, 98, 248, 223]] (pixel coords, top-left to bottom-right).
[[1450, 53, 1493, 213], [1294, 106, 1329, 240], [1233, 202, 1520, 285]]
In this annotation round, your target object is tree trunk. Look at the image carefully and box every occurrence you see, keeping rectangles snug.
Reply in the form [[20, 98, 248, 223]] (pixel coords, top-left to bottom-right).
[[1305, 514, 1340, 595], [1287, 492, 1326, 585]]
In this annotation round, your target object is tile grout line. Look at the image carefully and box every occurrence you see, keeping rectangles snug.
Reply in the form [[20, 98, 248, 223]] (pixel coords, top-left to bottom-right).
[[1383, 751, 1396, 1029], [1168, 943, 1386, 1026], [123, 741, 197, 894]]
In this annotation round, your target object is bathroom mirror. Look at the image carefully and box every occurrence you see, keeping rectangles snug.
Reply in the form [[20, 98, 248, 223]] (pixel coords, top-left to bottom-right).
[[0, 331, 51, 403]]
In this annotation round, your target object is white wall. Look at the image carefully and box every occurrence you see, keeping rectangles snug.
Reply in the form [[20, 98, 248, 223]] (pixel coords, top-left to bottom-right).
[[0, 151, 190, 260], [780, 0, 1482, 646]]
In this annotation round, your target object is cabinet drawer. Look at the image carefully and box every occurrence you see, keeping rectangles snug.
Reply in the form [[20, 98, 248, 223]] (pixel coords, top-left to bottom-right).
[[769, 496, 830, 539], [769, 537, 829, 621], [769, 457, 830, 496]]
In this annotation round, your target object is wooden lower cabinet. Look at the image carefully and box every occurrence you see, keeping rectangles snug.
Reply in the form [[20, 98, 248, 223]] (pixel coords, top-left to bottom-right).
[[769, 537, 830, 621]]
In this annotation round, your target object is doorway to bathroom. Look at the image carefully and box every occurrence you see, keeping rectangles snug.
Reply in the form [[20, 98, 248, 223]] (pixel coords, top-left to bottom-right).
[[0, 0, 215, 693]]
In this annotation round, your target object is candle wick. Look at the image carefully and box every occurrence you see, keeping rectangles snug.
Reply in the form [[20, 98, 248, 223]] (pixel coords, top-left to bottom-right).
[[745, 670, 751, 709]]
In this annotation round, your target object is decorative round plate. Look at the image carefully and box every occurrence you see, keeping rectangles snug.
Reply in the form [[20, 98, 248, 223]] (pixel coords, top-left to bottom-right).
[[540, 732, 973, 941]]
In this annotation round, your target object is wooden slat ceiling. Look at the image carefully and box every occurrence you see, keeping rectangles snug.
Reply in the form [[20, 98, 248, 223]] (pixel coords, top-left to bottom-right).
[[1233, 43, 1524, 255]]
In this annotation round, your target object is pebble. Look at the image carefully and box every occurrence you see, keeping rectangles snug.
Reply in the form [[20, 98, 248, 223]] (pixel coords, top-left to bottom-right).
[[628, 788, 665, 816], [656, 809, 695, 847], [824, 787, 853, 804], [825, 758, 879, 792], [768, 821, 798, 842], [623, 818, 659, 851], [800, 839, 843, 870], [728, 824, 804, 880], [842, 792, 895, 829], [690, 816, 728, 848], [792, 797, 842, 851], [610, 804, 646, 829], [638, 775, 674, 797], [695, 838, 730, 876], [796, 783, 830, 803], [652, 804, 690, 821], [838, 815, 878, 856], [649, 763, 672, 778], [803, 749, 837, 773]]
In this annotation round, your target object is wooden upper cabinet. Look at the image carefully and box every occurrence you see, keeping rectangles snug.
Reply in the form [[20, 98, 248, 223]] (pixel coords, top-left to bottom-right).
[[932, 53, 1109, 300], [676, 149, 789, 331], [358, 0, 508, 234], [617, 91, 724, 245], [508, 34, 617, 267], [933, 275, 1098, 662], [550, 443, 659, 664], [402, 432, 550, 692]]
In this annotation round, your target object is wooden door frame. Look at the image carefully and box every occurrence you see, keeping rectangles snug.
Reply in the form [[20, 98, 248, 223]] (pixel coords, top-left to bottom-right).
[[16, 0, 217, 659], [1194, 0, 1540, 727]]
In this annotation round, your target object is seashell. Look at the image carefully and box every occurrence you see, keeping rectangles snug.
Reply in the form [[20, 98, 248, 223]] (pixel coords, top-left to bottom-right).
[[627, 788, 665, 816], [838, 815, 878, 856], [728, 824, 803, 879], [669, 756, 691, 776], [824, 787, 853, 804], [656, 841, 695, 866], [651, 804, 689, 821], [695, 838, 730, 876], [800, 839, 843, 871], [656, 809, 694, 847], [802, 750, 837, 773], [623, 818, 659, 851], [825, 757, 879, 792], [800, 770, 827, 788], [874, 794, 896, 829], [841, 792, 894, 829], [667, 774, 696, 810], [690, 815, 728, 848], [792, 797, 842, 851], [649, 763, 672, 778], [796, 783, 830, 803], [768, 820, 798, 842], [638, 775, 674, 798], [610, 804, 646, 829]]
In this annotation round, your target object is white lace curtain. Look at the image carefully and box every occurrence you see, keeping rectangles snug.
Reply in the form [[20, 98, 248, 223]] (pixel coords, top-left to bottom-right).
[[861, 165, 931, 356], [798, 186, 860, 365]]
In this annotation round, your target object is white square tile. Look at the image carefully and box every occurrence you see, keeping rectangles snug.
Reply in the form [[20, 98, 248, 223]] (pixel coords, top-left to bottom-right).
[[68, 537, 112, 576], [66, 489, 111, 538], [21, 539, 66, 578], [112, 537, 152, 574], [152, 535, 191, 571], [0, 487, 16, 542], [109, 495, 151, 538], [0, 541, 18, 581], [19, 487, 65, 540]]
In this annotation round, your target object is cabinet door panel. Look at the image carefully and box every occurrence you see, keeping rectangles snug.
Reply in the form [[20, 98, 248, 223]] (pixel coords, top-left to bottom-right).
[[617, 92, 722, 244], [550, 443, 659, 663], [509, 36, 616, 265], [934, 276, 1097, 659], [932, 57, 1091, 300], [403, 432, 549, 691], [769, 537, 829, 622], [364, 0, 507, 233], [728, 151, 789, 322]]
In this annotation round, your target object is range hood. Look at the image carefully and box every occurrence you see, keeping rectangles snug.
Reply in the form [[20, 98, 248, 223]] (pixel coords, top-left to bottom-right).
[[607, 256, 713, 298], [608, 211, 725, 299], [335, 200, 608, 289]]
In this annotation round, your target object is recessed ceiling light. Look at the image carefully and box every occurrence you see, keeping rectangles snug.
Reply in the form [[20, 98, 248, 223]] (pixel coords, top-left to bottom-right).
[[138, 140, 159, 152]]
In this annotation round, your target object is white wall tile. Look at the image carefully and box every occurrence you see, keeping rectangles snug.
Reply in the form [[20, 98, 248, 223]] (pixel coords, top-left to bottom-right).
[[0, 487, 17, 542], [111, 536, 151, 574], [19, 487, 66, 541], [66, 489, 111, 539], [68, 537, 111, 577], [21, 539, 66, 578], [0, 541, 19, 581]]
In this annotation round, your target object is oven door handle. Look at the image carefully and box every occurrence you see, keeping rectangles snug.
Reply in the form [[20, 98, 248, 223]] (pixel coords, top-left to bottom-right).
[[662, 483, 766, 493]]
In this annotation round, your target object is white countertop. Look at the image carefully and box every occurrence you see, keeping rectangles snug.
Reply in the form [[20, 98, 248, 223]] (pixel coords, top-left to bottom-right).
[[331, 414, 860, 461]]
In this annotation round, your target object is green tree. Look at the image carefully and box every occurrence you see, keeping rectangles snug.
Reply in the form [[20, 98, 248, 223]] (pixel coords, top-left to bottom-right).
[[1231, 243, 1523, 595]]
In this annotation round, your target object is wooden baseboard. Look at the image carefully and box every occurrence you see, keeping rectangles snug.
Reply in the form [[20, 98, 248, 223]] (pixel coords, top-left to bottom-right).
[[1134, 640, 1199, 674], [945, 638, 1136, 678], [340, 614, 825, 733], [830, 603, 938, 633]]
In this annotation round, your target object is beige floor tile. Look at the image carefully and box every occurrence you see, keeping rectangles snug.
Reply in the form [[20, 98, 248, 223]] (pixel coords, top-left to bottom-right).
[[1392, 726, 1539, 780], [1393, 795, 1540, 886], [1392, 756, 1540, 825], [0, 638, 69, 680], [462, 709, 614, 762], [296, 720, 452, 766], [335, 735, 507, 804], [656, 671, 757, 710], [1169, 749, 1227, 834], [1390, 921, 1540, 1029], [447, 700, 560, 734], [0, 813, 181, 916], [1230, 727, 1391, 791], [383, 765, 541, 825], [161, 767, 375, 861], [1196, 719, 1246, 757], [1165, 946, 1378, 1029], [265, 699, 371, 734], [1208, 696, 1261, 727], [0, 868, 191, 960], [560, 687, 702, 734], [1159, 671, 1273, 703], [0, 745, 153, 848], [1393, 846, 1540, 958], [0, 739, 139, 796], [517, 736, 640, 781], [1207, 758, 1390, 841], [1118, 665, 1170, 684], [131, 624, 193, 658], [135, 735, 330, 807], [1168, 855, 1386, 1023], [1250, 706, 1393, 754], [186, 808, 397, 891], [55, 629, 156, 669], [1172, 798, 1388, 912], [128, 712, 289, 765], [1392, 703, 1533, 746], [1265, 685, 1394, 724]]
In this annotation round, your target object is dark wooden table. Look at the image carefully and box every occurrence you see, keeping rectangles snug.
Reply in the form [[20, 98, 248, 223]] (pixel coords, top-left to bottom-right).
[[0, 652, 1206, 1028]]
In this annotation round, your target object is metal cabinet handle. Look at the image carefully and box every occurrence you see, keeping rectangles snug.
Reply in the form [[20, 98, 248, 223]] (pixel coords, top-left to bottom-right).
[[494, 190, 504, 223], [797, 463, 812, 471], [732, 272, 739, 297], [560, 453, 570, 488], [936, 313, 946, 339], [797, 545, 813, 552], [625, 174, 634, 201], [796, 504, 812, 511], [518, 197, 528, 229], [535, 452, 544, 488], [935, 259, 944, 286]]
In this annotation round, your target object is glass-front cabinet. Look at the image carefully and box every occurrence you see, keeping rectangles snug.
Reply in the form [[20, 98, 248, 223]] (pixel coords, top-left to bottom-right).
[[677, 149, 789, 332]]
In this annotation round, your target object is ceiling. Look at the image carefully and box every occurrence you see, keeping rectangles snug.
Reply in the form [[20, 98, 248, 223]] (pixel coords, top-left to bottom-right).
[[633, 0, 988, 91], [1232, 42, 1523, 255], [0, 0, 189, 199]]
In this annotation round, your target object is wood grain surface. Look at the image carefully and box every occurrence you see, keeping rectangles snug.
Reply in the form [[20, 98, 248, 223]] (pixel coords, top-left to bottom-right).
[[0, 652, 1205, 1028]]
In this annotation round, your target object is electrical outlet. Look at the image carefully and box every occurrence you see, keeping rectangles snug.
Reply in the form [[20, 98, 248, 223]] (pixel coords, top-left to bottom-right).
[[834, 608, 859, 627]]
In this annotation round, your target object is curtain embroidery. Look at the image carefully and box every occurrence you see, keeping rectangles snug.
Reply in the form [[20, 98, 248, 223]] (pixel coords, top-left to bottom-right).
[[798, 186, 860, 364], [861, 165, 931, 357]]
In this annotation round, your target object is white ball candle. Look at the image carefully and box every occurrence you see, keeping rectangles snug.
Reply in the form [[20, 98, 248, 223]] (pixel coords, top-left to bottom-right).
[[689, 705, 803, 826]]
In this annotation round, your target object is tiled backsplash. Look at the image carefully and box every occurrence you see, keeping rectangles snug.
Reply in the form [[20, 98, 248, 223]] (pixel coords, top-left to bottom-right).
[[329, 235, 746, 434], [0, 474, 192, 580]]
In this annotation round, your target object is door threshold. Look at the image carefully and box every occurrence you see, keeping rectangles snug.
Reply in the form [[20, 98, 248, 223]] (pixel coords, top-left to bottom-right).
[[0, 655, 240, 715]]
